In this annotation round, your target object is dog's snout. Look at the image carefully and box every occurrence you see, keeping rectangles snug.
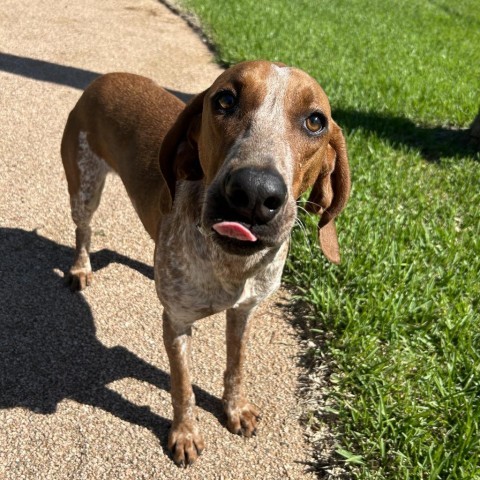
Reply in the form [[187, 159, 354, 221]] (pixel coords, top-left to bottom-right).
[[224, 168, 287, 224]]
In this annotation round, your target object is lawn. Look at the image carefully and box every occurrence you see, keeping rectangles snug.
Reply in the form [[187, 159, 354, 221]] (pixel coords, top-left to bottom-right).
[[179, 1, 480, 478]]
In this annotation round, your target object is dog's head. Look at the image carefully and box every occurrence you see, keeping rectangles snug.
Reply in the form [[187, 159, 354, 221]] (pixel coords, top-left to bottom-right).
[[159, 60, 350, 263]]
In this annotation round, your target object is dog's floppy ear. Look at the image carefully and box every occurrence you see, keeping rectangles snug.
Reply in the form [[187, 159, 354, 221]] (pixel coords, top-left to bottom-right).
[[305, 120, 351, 264], [158, 90, 207, 213]]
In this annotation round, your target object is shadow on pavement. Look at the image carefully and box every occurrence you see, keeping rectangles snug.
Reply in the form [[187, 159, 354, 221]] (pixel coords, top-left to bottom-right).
[[0, 227, 223, 454], [0, 52, 100, 89], [0, 52, 194, 104]]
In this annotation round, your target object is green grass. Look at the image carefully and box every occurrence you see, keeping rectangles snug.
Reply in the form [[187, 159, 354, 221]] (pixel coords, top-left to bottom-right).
[[181, 1, 480, 478]]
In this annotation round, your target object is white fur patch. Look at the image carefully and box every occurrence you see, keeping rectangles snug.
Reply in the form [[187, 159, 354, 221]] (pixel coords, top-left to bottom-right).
[[253, 65, 290, 128], [77, 131, 110, 188], [250, 65, 293, 184], [70, 132, 110, 226], [179, 336, 188, 355]]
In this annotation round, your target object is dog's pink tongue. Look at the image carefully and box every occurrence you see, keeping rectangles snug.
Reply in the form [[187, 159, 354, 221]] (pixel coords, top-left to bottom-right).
[[212, 222, 257, 242]]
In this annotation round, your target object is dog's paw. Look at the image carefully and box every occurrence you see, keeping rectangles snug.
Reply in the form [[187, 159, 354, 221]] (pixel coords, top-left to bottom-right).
[[65, 268, 93, 291], [168, 422, 204, 467], [224, 399, 261, 437]]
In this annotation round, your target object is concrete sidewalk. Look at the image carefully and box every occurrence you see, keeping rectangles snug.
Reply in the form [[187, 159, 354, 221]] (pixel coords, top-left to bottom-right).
[[0, 1, 315, 478]]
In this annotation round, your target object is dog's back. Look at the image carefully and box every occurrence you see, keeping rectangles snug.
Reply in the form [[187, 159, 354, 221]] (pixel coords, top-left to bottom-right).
[[61, 73, 184, 244]]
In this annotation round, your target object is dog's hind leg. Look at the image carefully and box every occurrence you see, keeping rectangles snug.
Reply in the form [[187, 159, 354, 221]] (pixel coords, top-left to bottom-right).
[[62, 127, 109, 291]]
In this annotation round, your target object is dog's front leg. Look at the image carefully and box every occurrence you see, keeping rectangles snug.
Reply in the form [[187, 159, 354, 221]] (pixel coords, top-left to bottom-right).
[[163, 312, 204, 466], [223, 306, 261, 437]]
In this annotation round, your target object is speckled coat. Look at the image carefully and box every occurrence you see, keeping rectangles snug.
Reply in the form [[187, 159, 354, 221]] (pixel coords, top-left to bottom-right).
[[60, 61, 350, 467]]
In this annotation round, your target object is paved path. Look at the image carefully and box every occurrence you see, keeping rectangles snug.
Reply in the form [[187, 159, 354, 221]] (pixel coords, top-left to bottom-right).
[[0, 1, 315, 478]]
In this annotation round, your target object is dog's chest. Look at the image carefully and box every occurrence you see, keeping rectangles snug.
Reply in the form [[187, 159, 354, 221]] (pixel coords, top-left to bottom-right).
[[155, 253, 252, 321], [155, 237, 286, 324]]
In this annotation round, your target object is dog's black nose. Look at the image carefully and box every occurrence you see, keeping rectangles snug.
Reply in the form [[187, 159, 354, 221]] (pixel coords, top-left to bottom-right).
[[223, 168, 287, 224]]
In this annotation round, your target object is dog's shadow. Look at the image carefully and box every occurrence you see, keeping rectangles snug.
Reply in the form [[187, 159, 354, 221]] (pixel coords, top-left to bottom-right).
[[0, 227, 223, 455]]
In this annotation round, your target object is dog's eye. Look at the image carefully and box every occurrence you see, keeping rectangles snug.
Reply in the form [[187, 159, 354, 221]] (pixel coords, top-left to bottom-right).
[[214, 91, 237, 112], [305, 112, 327, 134]]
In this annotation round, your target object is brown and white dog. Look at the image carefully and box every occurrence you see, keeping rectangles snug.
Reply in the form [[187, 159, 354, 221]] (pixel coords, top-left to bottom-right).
[[60, 60, 350, 466]]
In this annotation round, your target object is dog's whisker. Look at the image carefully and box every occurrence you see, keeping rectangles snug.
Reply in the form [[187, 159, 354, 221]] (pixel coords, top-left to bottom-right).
[[297, 199, 325, 212], [295, 205, 311, 217], [293, 218, 316, 257]]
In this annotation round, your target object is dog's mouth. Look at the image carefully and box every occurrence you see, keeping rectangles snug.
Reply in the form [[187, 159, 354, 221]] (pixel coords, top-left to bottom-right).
[[202, 185, 294, 256], [209, 220, 264, 255], [212, 221, 257, 242]]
